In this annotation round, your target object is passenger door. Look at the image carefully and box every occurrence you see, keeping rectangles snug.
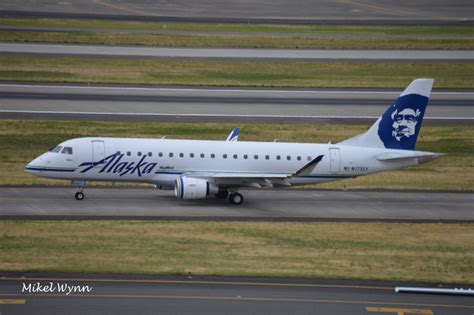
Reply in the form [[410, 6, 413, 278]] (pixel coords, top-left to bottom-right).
[[91, 140, 105, 167]]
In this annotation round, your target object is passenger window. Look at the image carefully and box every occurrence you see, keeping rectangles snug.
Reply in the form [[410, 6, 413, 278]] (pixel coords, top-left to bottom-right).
[[179, 153, 184, 158], [276, 155, 281, 160], [169, 153, 173, 157], [265, 155, 269, 160], [138, 152, 142, 156], [211, 153, 215, 158], [200, 153, 205, 158], [307, 156, 312, 161], [61, 147, 73, 155], [287, 156, 291, 160], [223, 154, 227, 159], [190, 153, 194, 158], [159, 152, 163, 157], [254, 155, 259, 160], [49, 146, 62, 153], [127, 151, 131, 156], [116, 151, 121, 155], [297, 156, 301, 161], [243, 154, 248, 159], [233, 154, 238, 159], [148, 152, 152, 157]]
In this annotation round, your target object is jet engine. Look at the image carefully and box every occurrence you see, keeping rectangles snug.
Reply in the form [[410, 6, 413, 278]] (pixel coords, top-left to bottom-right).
[[174, 177, 218, 199]]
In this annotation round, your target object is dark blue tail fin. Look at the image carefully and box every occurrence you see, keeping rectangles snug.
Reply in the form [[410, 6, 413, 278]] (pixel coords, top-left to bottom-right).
[[339, 79, 433, 150]]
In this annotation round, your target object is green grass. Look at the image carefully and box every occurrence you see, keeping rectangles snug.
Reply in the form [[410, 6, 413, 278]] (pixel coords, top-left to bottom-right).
[[1, 18, 473, 49], [0, 120, 472, 190], [0, 70, 75, 81], [2, 18, 473, 36], [1, 221, 472, 284], [1, 55, 473, 88], [2, 31, 474, 50]]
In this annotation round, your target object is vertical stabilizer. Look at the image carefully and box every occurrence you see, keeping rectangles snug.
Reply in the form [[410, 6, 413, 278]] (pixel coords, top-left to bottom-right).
[[339, 78, 433, 150]]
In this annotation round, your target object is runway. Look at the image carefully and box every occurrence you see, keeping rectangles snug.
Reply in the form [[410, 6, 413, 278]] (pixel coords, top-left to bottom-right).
[[1, 84, 472, 124], [1, 0, 473, 25], [0, 273, 473, 315], [2, 42, 474, 62], [0, 187, 473, 222]]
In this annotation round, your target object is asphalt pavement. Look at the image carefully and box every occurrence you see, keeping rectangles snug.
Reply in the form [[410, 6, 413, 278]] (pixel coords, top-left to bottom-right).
[[0, 187, 472, 222], [1, 84, 472, 124], [2, 42, 474, 61], [1, 273, 473, 315], [1, 0, 473, 25]]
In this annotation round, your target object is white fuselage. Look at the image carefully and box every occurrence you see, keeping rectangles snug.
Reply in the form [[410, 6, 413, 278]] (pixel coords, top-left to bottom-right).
[[26, 137, 419, 188]]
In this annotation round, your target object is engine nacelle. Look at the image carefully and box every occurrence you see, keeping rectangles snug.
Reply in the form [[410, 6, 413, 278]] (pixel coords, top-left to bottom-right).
[[174, 177, 219, 199]]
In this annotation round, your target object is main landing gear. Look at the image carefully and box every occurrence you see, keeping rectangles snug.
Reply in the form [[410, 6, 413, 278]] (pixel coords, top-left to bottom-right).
[[215, 188, 244, 205], [214, 189, 229, 199], [228, 192, 244, 205]]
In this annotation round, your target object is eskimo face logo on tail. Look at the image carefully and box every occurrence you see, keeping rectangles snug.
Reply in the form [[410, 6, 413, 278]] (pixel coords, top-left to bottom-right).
[[377, 94, 428, 150], [391, 108, 421, 141]]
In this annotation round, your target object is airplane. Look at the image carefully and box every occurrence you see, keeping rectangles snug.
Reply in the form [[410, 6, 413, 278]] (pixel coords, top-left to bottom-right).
[[25, 79, 442, 205]]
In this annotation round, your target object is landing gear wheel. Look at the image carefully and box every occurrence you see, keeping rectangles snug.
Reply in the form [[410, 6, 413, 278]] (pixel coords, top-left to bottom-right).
[[228, 192, 244, 205], [215, 189, 229, 199], [75, 191, 84, 201]]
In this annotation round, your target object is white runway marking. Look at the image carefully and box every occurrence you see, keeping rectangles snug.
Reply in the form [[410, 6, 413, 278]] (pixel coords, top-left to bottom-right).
[[0, 83, 473, 96], [0, 109, 471, 121]]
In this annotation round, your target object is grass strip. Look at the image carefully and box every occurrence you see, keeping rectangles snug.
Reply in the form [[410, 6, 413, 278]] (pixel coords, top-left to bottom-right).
[[1, 56, 473, 89], [0, 120, 472, 190], [1, 220, 472, 284], [2, 31, 474, 50], [1, 18, 474, 36]]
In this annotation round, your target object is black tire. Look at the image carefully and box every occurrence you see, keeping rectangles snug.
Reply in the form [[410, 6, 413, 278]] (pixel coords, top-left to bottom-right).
[[228, 192, 244, 205], [75, 191, 84, 201], [215, 189, 229, 199]]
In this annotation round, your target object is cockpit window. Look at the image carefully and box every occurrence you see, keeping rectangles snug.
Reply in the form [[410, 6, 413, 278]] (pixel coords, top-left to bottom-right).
[[61, 147, 73, 155], [49, 146, 62, 153]]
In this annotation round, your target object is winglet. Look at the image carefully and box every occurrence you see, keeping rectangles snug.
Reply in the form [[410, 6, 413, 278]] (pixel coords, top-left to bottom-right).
[[226, 128, 240, 142], [293, 155, 324, 177]]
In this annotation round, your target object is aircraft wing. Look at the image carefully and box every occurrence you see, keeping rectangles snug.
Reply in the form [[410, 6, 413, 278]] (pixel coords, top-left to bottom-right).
[[182, 155, 324, 188]]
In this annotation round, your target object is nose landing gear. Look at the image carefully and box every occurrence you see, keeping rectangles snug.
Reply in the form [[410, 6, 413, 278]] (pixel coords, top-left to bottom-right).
[[75, 191, 84, 200], [72, 180, 86, 201]]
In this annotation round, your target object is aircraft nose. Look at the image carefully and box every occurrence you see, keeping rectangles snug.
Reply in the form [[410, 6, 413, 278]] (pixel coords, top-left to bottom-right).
[[25, 154, 46, 173]]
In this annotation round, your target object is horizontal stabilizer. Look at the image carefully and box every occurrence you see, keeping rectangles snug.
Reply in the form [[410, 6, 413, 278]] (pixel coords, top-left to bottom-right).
[[376, 151, 444, 163]]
